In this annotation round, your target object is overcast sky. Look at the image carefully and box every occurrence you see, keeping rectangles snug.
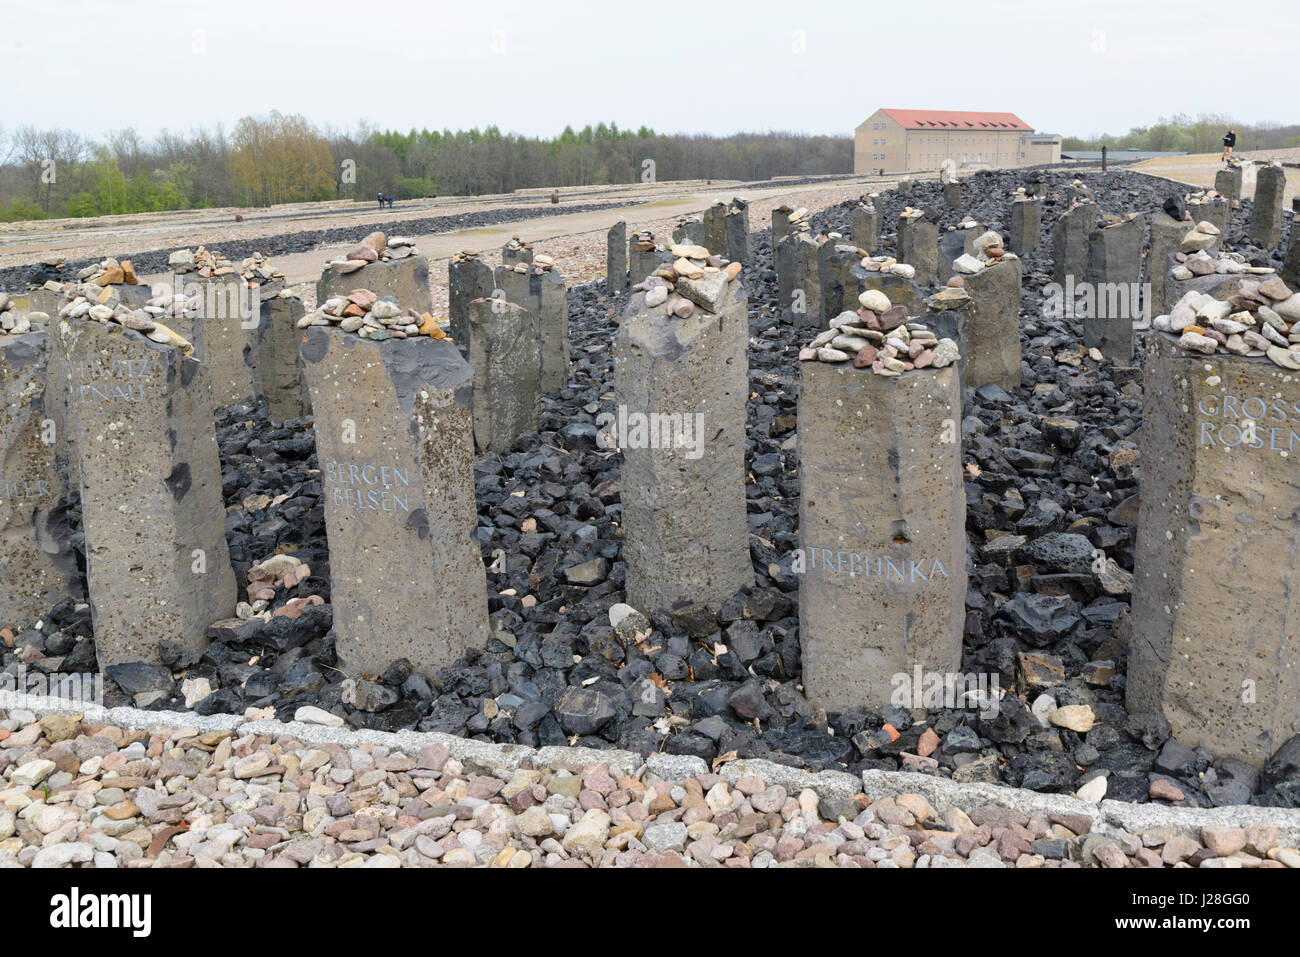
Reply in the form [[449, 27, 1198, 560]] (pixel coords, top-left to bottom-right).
[[5, 0, 1296, 142]]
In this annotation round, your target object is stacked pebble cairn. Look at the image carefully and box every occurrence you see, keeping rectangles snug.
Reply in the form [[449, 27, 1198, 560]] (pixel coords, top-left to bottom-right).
[[503, 236, 533, 259], [239, 553, 323, 621], [1184, 187, 1227, 217], [1168, 222, 1268, 278], [296, 288, 446, 341], [69, 255, 140, 287], [799, 289, 960, 374], [632, 243, 743, 317], [787, 204, 810, 225], [326, 231, 418, 275], [947, 227, 1016, 276], [504, 251, 558, 275], [451, 249, 486, 268], [630, 229, 660, 254], [1155, 276, 1300, 369], [168, 245, 235, 276], [57, 288, 192, 354], [858, 252, 917, 280], [0, 293, 31, 336], [238, 251, 284, 286]]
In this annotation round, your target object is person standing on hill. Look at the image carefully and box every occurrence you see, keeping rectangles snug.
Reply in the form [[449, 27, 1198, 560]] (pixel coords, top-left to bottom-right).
[[1222, 129, 1237, 164]]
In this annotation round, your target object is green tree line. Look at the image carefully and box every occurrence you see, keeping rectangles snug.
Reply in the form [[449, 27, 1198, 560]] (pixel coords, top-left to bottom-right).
[[0, 116, 850, 222], [1061, 114, 1300, 153]]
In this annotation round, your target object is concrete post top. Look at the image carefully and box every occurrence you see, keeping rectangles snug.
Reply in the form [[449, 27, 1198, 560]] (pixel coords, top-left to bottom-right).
[[799, 301, 960, 377], [899, 207, 929, 221], [57, 307, 195, 358], [451, 249, 485, 261], [1154, 278, 1300, 371]]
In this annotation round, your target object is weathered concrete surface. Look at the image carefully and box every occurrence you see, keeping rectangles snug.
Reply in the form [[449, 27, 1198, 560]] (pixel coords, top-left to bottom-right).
[[1249, 164, 1286, 249], [723, 198, 752, 263], [447, 253, 495, 348], [493, 265, 568, 393], [700, 204, 729, 261], [319, 256, 432, 317], [1195, 197, 1230, 236], [961, 258, 1023, 389], [897, 215, 938, 287], [1148, 212, 1188, 315], [798, 361, 966, 711], [467, 297, 539, 453], [851, 201, 881, 254], [1284, 225, 1300, 289], [606, 221, 628, 296], [60, 318, 234, 667], [258, 293, 310, 422], [771, 205, 793, 251], [942, 181, 961, 208], [628, 239, 673, 288], [1129, 332, 1300, 766], [613, 279, 752, 614], [1051, 204, 1096, 287], [166, 274, 259, 407], [1008, 197, 1042, 255], [0, 332, 81, 626], [937, 226, 980, 284], [300, 326, 489, 678], [501, 241, 533, 268], [1215, 166, 1243, 204], [1083, 217, 1144, 361], [775, 231, 821, 328]]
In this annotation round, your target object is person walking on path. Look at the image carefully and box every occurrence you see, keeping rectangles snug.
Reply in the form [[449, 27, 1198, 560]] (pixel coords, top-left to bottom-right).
[[1222, 129, 1237, 164]]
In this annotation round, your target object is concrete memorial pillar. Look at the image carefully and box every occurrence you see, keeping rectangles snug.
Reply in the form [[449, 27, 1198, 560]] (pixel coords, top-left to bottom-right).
[[724, 197, 752, 263], [1192, 196, 1230, 236], [1130, 328, 1300, 765], [60, 316, 233, 667], [1248, 163, 1286, 249], [772, 205, 793, 250], [300, 326, 489, 677], [1083, 215, 1144, 361], [0, 332, 81, 626], [701, 203, 728, 260], [897, 211, 939, 286], [1008, 196, 1042, 255], [776, 229, 821, 328], [943, 181, 961, 208], [320, 239, 432, 316], [1066, 181, 1093, 206], [493, 263, 568, 393], [1051, 203, 1097, 287], [448, 250, 496, 347], [258, 290, 311, 422], [179, 273, 261, 408], [606, 221, 629, 296], [467, 297, 540, 453], [1148, 212, 1189, 314], [796, 316, 966, 711], [937, 222, 981, 284], [629, 231, 673, 287], [1215, 166, 1242, 204], [962, 257, 1023, 389], [1283, 226, 1300, 289], [671, 217, 707, 248], [851, 197, 881, 254], [502, 237, 534, 268], [613, 258, 751, 615]]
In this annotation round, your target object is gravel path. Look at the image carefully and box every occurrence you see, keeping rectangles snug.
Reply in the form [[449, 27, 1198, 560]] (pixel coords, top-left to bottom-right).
[[2, 708, 1295, 868]]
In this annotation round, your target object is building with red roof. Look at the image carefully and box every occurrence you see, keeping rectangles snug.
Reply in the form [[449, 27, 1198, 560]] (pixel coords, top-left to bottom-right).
[[854, 109, 1061, 174]]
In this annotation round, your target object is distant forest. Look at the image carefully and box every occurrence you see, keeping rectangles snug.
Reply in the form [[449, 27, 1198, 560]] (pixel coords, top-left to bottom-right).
[[0, 112, 852, 222], [1062, 113, 1300, 153]]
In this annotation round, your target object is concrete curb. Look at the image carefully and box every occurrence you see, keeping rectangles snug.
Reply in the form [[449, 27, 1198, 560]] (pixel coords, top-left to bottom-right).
[[861, 769, 1300, 845], [8, 691, 1300, 844]]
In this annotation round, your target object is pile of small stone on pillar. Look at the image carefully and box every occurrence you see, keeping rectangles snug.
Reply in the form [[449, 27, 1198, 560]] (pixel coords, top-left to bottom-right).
[[797, 295, 965, 710], [614, 246, 751, 616], [300, 297, 490, 678], [1133, 273, 1300, 765]]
